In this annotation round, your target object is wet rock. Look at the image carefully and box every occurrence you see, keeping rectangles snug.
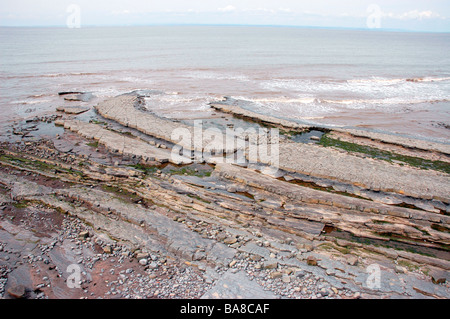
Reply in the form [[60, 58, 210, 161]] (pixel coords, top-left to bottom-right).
[[96, 95, 238, 154], [307, 256, 318, 266], [193, 250, 206, 261], [61, 92, 94, 102], [395, 265, 406, 274], [282, 275, 291, 283], [224, 237, 237, 245], [148, 262, 158, 270], [136, 252, 149, 260], [346, 256, 358, 266], [56, 106, 90, 115], [58, 91, 84, 96], [429, 269, 448, 284], [7, 285, 27, 299], [78, 231, 89, 239], [201, 270, 277, 299], [270, 272, 283, 279], [303, 244, 315, 252], [139, 259, 148, 266], [263, 261, 278, 270]]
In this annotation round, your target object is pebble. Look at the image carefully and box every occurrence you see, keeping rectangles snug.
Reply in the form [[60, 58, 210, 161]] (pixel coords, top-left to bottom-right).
[[282, 275, 291, 283], [395, 265, 406, 274], [263, 262, 278, 270], [224, 237, 238, 245], [270, 272, 283, 279], [139, 259, 148, 266], [148, 262, 158, 270]]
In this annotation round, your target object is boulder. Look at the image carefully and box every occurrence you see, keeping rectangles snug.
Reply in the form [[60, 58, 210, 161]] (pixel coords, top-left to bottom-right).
[[7, 285, 27, 299], [429, 269, 448, 284]]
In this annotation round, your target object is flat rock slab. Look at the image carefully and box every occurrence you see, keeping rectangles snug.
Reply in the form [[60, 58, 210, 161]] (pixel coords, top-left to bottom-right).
[[335, 128, 450, 156], [3, 265, 35, 299], [201, 270, 278, 299], [0, 193, 12, 205], [61, 92, 94, 102], [214, 163, 450, 246], [57, 187, 235, 266], [239, 242, 272, 260], [210, 102, 308, 131], [274, 143, 450, 202], [211, 99, 450, 155], [0, 171, 51, 201], [61, 119, 191, 165], [95, 95, 240, 154], [56, 106, 90, 115], [11, 180, 52, 201]]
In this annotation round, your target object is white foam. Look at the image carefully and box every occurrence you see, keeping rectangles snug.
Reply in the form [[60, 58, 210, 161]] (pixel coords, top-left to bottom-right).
[[11, 99, 52, 105], [184, 71, 250, 82]]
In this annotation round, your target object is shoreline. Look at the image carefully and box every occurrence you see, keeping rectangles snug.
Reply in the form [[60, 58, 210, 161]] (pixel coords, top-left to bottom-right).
[[0, 92, 449, 299]]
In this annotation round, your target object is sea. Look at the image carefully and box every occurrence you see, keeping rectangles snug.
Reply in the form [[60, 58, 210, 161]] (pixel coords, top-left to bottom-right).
[[1, 26, 449, 143]]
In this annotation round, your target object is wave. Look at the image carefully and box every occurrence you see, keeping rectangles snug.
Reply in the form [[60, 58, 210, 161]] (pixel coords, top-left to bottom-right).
[[238, 96, 449, 110], [319, 98, 449, 105], [11, 99, 52, 105], [263, 76, 450, 92], [1, 72, 98, 80], [27, 93, 55, 99], [348, 76, 450, 84], [406, 77, 450, 83], [184, 71, 250, 82], [249, 97, 316, 104], [41, 72, 97, 78]]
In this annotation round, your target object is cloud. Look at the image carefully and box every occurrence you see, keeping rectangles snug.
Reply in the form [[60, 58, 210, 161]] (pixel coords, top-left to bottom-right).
[[218, 5, 236, 13], [382, 9, 443, 21], [110, 9, 133, 16], [278, 8, 292, 13], [398, 10, 441, 20]]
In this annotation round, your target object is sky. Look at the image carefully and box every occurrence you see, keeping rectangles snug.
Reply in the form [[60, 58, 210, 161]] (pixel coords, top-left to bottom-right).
[[1, 0, 449, 32]]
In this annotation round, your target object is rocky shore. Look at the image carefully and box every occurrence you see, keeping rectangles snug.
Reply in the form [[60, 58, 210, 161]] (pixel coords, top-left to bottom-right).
[[0, 93, 449, 299]]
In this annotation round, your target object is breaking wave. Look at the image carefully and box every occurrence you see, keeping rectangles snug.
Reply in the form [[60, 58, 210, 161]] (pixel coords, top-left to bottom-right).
[[347, 76, 450, 84]]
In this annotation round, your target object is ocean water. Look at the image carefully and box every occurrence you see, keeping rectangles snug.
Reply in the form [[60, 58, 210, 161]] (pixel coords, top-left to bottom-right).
[[1, 26, 449, 142]]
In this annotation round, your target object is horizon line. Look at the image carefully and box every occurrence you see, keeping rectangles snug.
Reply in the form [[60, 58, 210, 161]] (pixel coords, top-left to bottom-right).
[[1, 23, 449, 34]]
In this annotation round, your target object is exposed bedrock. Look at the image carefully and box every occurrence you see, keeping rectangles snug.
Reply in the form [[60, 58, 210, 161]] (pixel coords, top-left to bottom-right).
[[271, 142, 450, 203], [214, 163, 450, 250], [1, 92, 449, 299], [95, 95, 241, 154], [1, 138, 449, 298]]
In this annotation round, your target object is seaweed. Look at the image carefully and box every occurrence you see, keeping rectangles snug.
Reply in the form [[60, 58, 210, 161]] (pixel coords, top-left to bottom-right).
[[168, 166, 212, 178], [319, 134, 450, 174]]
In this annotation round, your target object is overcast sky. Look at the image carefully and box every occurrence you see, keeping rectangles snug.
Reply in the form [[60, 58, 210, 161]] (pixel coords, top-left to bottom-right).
[[1, 0, 449, 32]]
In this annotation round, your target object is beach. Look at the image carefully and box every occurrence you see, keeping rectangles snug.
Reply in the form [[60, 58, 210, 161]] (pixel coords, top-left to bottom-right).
[[0, 26, 449, 300]]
